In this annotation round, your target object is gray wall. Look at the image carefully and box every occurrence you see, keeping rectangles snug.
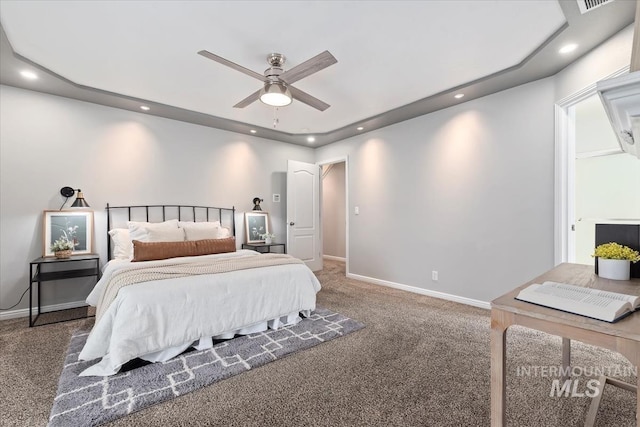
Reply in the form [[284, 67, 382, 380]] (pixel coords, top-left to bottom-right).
[[312, 23, 635, 304], [321, 162, 346, 259], [554, 24, 633, 100], [316, 78, 557, 302], [0, 85, 314, 315]]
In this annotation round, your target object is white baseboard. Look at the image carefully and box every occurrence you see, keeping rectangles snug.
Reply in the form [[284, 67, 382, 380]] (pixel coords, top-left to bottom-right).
[[346, 273, 490, 310], [323, 255, 346, 262], [0, 300, 87, 321]]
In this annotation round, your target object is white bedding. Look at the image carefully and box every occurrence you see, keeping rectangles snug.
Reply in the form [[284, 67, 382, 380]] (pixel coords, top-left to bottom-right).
[[79, 250, 321, 376]]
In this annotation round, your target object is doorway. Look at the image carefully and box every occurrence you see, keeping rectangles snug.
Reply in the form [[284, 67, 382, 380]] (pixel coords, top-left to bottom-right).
[[319, 157, 348, 274], [555, 67, 640, 265]]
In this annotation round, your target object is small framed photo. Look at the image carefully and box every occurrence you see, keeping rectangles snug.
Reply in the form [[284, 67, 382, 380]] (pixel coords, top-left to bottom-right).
[[245, 211, 269, 244], [43, 210, 94, 257]]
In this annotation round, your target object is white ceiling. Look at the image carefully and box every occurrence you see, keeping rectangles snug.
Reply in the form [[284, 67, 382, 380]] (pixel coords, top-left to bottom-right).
[[0, 1, 636, 145]]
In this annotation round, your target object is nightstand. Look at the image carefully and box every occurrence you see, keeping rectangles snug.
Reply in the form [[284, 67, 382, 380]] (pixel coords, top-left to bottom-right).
[[241, 243, 287, 254], [29, 254, 100, 327]]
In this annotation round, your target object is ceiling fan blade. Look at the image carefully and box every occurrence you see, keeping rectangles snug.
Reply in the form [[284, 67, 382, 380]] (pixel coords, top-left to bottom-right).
[[280, 50, 337, 84], [198, 50, 265, 81], [233, 90, 261, 108], [289, 86, 330, 111]]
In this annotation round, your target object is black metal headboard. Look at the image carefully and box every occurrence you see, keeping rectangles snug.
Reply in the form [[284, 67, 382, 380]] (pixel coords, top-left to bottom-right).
[[106, 203, 236, 260]]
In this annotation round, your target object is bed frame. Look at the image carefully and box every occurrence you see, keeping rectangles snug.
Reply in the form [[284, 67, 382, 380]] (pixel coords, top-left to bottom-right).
[[106, 203, 236, 261]]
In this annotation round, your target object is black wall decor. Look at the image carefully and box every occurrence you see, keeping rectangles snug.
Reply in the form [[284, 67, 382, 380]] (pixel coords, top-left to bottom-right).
[[595, 224, 640, 278]]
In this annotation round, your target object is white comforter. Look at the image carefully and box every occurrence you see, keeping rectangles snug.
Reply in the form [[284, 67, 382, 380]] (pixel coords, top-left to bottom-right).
[[79, 250, 321, 376]]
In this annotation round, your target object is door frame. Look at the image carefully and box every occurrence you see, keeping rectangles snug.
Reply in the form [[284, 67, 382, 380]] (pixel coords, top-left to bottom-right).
[[318, 155, 349, 275], [554, 66, 628, 265]]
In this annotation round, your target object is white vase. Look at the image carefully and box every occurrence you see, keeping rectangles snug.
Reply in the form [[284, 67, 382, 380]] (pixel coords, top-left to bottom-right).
[[264, 237, 272, 245], [598, 258, 631, 280]]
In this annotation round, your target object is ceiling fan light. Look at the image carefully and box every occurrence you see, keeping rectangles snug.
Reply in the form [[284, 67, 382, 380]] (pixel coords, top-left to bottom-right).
[[260, 82, 292, 107]]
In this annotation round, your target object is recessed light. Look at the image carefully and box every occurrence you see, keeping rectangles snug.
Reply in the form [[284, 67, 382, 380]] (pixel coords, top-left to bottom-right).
[[559, 44, 578, 54], [140, 105, 150, 111], [20, 70, 38, 80], [250, 129, 257, 134], [307, 136, 316, 143], [357, 127, 364, 131], [454, 93, 464, 99]]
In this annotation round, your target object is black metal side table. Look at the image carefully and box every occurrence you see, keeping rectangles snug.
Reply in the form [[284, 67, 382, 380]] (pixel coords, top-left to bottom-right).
[[29, 254, 100, 327], [241, 243, 287, 254]]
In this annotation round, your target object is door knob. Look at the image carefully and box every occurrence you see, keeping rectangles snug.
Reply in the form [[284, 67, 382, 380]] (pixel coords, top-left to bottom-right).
[[289, 222, 295, 226]]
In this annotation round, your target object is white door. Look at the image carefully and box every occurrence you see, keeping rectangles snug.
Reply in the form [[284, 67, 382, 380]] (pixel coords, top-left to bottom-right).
[[287, 160, 322, 271]]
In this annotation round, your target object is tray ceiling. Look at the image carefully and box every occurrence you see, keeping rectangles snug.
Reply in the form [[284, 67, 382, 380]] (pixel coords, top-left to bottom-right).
[[0, 1, 636, 146]]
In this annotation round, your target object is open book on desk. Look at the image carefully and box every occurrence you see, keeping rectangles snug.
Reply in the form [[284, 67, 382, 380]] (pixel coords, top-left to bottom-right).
[[516, 281, 640, 323]]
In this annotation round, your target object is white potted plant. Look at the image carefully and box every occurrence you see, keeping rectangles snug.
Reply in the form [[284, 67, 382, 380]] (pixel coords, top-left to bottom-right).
[[592, 242, 640, 280], [260, 233, 275, 245], [51, 237, 74, 259]]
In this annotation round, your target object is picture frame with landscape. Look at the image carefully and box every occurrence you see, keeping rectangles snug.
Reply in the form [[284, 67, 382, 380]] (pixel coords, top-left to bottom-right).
[[42, 210, 94, 257], [244, 211, 269, 244]]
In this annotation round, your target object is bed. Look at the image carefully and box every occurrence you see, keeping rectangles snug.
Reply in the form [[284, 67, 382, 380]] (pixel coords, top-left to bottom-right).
[[78, 204, 321, 376]]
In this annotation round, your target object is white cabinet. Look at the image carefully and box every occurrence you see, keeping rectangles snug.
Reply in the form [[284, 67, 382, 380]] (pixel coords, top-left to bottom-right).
[[597, 71, 640, 159]]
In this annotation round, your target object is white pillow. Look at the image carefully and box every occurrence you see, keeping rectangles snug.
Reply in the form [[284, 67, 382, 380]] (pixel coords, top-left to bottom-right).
[[145, 227, 185, 242], [217, 226, 232, 238], [182, 227, 219, 241], [179, 221, 231, 241], [108, 228, 133, 260], [178, 220, 221, 229], [128, 219, 179, 242]]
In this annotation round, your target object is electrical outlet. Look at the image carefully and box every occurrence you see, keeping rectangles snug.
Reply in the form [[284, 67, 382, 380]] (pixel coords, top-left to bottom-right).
[[355, 206, 360, 215], [432, 271, 438, 281], [273, 194, 280, 203]]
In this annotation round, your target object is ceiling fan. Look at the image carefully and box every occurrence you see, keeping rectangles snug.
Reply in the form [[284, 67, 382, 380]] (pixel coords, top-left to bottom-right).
[[197, 50, 337, 111]]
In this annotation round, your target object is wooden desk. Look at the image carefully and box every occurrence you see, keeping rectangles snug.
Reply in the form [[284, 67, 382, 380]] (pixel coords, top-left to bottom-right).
[[490, 263, 640, 426]]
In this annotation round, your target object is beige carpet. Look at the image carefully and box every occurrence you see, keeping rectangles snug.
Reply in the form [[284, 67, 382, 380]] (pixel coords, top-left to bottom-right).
[[0, 260, 636, 426]]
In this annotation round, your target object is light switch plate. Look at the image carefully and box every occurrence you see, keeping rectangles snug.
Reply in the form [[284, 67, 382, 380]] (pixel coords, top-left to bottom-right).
[[273, 194, 281, 202]]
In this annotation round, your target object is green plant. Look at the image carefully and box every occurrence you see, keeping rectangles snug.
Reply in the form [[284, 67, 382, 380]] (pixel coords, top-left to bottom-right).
[[51, 237, 74, 252], [592, 242, 640, 262], [260, 233, 275, 239]]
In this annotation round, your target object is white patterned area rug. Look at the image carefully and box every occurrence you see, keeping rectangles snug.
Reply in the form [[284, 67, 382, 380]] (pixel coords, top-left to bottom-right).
[[48, 307, 364, 427]]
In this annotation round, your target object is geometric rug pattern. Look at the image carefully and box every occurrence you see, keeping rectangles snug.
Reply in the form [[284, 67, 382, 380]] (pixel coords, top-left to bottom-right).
[[48, 307, 364, 427]]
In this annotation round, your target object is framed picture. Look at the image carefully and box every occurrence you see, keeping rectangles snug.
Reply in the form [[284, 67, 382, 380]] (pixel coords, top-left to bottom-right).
[[43, 210, 94, 257], [245, 211, 269, 244]]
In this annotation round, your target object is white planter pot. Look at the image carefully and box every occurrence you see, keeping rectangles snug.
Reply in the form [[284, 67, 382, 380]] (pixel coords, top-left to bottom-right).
[[264, 237, 272, 245], [598, 258, 631, 281]]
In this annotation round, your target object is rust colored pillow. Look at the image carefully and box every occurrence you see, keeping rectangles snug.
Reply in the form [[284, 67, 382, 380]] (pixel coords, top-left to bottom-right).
[[132, 237, 236, 262]]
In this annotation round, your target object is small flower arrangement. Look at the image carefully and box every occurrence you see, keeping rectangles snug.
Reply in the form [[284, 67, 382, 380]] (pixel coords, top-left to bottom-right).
[[592, 242, 640, 262], [260, 233, 276, 240], [50, 237, 74, 252]]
